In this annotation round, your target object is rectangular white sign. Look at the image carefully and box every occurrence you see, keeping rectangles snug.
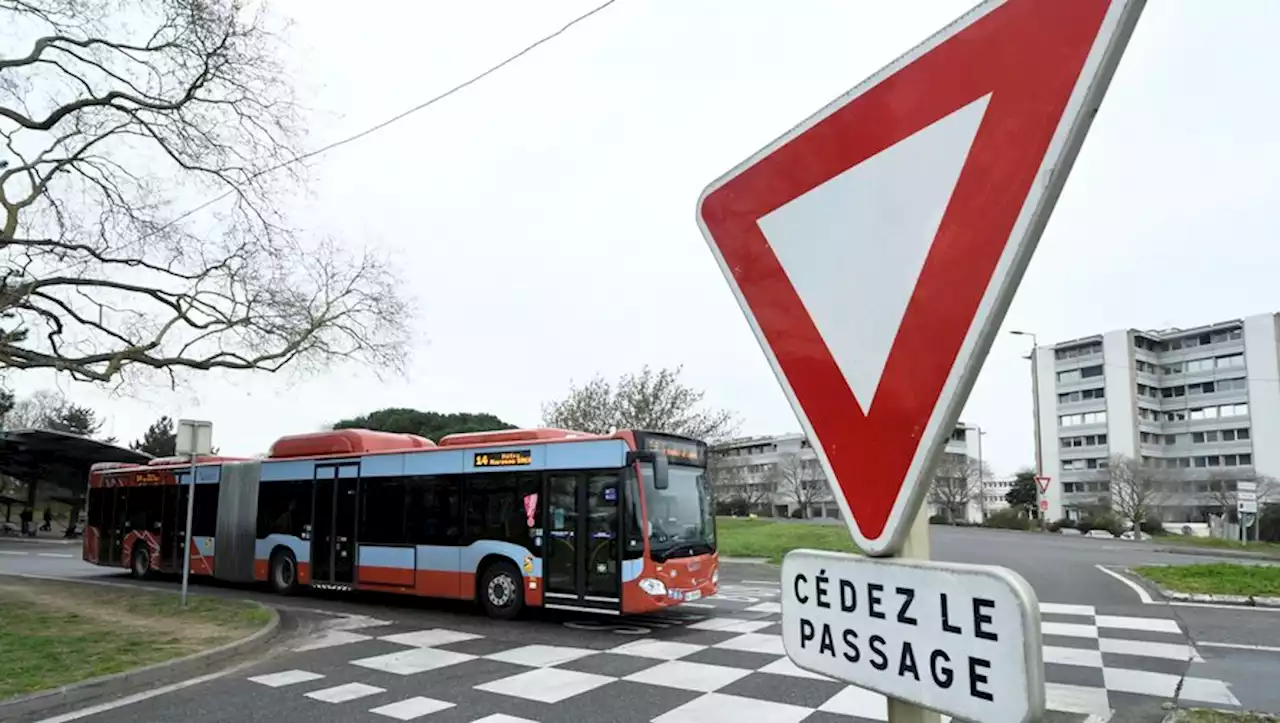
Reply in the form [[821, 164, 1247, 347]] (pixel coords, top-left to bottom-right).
[[781, 550, 1044, 723], [1239, 499, 1259, 515]]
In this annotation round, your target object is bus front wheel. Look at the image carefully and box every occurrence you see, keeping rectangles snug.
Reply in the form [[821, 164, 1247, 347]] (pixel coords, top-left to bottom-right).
[[479, 561, 524, 620], [270, 549, 298, 596]]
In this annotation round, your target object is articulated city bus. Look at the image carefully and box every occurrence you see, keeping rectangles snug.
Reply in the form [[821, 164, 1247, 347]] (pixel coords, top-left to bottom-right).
[[82, 427, 717, 618]]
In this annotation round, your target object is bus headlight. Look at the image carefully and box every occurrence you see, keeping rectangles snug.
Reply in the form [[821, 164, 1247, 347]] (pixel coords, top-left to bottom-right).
[[638, 577, 667, 596], [712, 569, 719, 584]]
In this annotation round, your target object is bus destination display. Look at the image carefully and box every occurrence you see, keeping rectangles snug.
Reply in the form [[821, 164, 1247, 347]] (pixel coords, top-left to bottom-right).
[[474, 450, 533, 468], [642, 436, 706, 465]]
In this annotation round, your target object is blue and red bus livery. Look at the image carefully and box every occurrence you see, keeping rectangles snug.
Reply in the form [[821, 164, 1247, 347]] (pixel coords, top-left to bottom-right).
[[83, 427, 718, 618]]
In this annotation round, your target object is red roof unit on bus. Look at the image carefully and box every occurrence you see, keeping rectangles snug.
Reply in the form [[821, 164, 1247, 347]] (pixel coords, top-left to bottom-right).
[[267, 429, 436, 459], [90, 461, 137, 473], [437, 427, 598, 448]]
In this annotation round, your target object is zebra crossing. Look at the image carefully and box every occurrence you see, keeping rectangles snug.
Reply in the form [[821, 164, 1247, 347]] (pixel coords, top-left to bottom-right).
[[238, 578, 1239, 722]]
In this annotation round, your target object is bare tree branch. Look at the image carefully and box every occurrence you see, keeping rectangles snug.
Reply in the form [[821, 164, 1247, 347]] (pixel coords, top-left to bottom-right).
[[1108, 454, 1171, 531], [541, 365, 739, 441], [707, 449, 776, 514], [1, 0, 411, 385], [772, 451, 826, 518], [928, 453, 984, 523]]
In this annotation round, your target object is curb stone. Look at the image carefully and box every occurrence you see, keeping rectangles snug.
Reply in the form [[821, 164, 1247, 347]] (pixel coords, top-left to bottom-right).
[[0, 598, 289, 722], [1158, 589, 1280, 608], [1164, 709, 1280, 722]]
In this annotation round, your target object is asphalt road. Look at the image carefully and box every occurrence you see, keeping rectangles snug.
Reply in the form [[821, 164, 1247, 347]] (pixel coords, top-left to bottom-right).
[[3, 529, 1279, 721]]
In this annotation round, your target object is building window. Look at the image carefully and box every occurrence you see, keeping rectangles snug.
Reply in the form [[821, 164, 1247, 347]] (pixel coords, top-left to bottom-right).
[[1217, 377, 1247, 392], [1185, 358, 1214, 373], [1216, 354, 1245, 369], [1223, 403, 1249, 417], [1060, 411, 1106, 427], [1055, 342, 1102, 360], [1058, 387, 1105, 404]]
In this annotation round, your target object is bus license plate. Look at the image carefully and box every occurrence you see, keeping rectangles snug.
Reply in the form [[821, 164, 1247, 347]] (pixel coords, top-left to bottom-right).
[[686, 590, 702, 602]]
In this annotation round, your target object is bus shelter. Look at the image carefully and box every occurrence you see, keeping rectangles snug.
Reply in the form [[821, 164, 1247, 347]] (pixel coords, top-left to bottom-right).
[[0, 430, 150, 537]]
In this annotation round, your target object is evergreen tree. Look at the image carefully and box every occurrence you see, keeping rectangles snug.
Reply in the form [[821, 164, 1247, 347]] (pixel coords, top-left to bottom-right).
[[131, 416, 177, 457], [333, 409, 516, 441], [1005, 469, 1039, 513]]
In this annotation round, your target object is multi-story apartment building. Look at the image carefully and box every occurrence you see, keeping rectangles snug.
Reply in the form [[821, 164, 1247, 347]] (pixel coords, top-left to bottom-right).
[[712, 425, 978, 520], [1036, 313, 1280, 524]]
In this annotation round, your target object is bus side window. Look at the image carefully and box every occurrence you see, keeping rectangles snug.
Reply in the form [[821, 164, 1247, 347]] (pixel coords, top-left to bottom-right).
[[464, 474, 532, 550], [406, 476, 461, 546], [257, 480, 309, 539], [360, 476, 408, 545], [192, 484, 219, 537], [87, 487, 106, 530]]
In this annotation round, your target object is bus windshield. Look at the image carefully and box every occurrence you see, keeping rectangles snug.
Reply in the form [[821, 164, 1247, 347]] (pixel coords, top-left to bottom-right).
[[640, 463, 715, 561]]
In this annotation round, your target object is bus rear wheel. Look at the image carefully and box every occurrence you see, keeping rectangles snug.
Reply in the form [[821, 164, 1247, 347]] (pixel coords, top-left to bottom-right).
[[479, 561, 524, 620], [130, 548, 150, 579], [270, 549, 298, 596]]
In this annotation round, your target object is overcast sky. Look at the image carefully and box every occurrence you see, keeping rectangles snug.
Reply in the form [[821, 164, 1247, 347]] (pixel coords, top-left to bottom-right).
[[10, 0, 1280, 475]]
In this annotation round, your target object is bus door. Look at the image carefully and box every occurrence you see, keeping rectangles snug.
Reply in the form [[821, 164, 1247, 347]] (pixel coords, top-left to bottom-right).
[[311, 463, 360, 587], [543, 471, 621, 612], [162, 486, 184, 571], [103, 487, 127, 566]]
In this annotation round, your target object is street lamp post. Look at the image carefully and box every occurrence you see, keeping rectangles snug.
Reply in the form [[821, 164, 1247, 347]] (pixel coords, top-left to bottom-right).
[[1010, 330, 1044, 523], [964, 424, 986, 520]]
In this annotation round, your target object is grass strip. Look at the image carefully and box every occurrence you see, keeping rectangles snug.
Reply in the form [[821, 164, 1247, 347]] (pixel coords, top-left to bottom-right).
[[1132, 563, 1280, 597], [717, 518, 860, 563], [0, 577, 270, 700]]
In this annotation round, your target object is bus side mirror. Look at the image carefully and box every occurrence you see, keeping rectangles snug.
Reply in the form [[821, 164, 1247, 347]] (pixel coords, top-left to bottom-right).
[[627, 450, 670, 490], [653, 453, 669, 490]]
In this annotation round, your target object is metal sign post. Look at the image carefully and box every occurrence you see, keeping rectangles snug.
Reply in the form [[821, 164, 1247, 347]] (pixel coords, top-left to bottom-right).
[[887, 508, 940, 723], [176, 419, 213, 607]]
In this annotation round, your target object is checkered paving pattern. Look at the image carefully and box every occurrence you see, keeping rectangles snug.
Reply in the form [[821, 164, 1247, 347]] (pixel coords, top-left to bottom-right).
[[249, 585, 1240, 722]]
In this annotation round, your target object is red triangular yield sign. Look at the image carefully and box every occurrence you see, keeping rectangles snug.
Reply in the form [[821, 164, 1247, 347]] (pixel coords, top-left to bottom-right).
[[697, 0, 1142, 555]]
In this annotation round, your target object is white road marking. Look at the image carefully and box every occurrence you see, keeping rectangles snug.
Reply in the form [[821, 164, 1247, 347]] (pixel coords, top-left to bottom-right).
[[249, 670, 325, 687], [37, 552, 74, 558], [305, 682, 385, 703], [1094, 564, 1154, 604], [1040, 602, 1096, 617], [1096, 614, 1181, 634], [35, 661, 254, 722], [1198, 641, 1280, 653]]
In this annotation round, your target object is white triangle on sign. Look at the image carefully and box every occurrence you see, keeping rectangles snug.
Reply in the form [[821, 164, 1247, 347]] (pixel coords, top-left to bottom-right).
[[756, 94, 992, 412]]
